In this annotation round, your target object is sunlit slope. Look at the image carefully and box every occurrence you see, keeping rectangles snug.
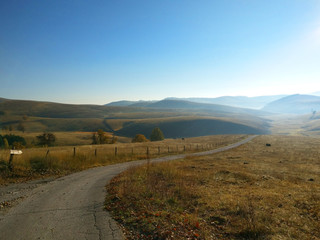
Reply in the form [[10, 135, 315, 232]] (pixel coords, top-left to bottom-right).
[[269, 112, 320, 137]]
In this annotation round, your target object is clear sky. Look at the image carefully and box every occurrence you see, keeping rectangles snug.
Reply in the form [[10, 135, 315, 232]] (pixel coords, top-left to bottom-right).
[[1, 0, 320, 104]]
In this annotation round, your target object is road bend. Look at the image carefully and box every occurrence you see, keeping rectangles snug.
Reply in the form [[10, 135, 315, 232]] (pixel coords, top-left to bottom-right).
[[0, 135, 257, 240]]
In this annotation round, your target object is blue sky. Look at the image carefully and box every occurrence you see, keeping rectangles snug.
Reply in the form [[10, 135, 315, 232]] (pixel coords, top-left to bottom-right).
[[1, 0, 320, 104]]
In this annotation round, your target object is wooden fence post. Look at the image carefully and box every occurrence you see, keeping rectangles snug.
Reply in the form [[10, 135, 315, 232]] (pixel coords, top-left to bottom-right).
[[46, 150, 50, 158], [115, 147, 118, 156], [8, 150, 14, 172], [131, 148, 134, 160], [73, 147, 76, 157]]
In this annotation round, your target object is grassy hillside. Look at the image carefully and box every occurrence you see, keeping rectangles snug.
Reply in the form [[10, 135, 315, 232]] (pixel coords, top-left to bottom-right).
[[268, 112, 320, 137], [0, 99, 130, 118], [116, 117, 269, 138], [0, 98, 271, 138], [106, 135, 320, 239]]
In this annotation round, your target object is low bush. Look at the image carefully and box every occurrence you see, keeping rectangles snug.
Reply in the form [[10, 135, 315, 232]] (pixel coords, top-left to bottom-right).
[[132, 134, 148, 143], [0, 159, 9, 172], [29, 156, 49, 172]]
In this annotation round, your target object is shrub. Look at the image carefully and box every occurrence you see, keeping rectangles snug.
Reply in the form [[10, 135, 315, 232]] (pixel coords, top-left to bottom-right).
[[111, 136, 118, 144], [1, 134, 26, 148], [92, 130, 117, 144], [0, 160, 8, 172], [3, 138, 9, 149], [36, 132, 56, 147], [29, 157, 49, 172], [132, 134, 149, 143]]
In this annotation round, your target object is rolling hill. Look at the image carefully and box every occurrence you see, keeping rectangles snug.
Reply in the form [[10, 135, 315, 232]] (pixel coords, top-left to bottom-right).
[[262, 94, 320, 114], [115, 117, 269, 138], [0, 98, 271, 137]]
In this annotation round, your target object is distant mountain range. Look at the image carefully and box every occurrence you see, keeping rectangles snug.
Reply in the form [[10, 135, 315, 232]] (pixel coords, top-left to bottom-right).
[[107, 100, 157, 107], [262, 94, 320, 114], [123, 99, 269, 117], [107, 94, 320, 114], [107, 95, 286, 109], [165, 96, 287, 109]]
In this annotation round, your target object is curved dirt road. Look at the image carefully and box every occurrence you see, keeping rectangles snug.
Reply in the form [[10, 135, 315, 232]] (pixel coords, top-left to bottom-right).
[[0, 135, 257, 240]]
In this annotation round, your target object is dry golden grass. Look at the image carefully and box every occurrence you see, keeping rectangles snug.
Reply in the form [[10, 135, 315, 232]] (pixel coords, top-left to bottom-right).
[[106, 135, 320, 239], [0, 135, 246, 185], [268, 114, 320, 137]]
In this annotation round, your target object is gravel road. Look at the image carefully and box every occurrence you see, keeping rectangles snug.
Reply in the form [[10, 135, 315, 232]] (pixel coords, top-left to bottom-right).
[[0, 135, 257, 240]]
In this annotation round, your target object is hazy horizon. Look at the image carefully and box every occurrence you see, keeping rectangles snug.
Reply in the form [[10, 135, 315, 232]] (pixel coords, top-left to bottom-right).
[[1, 1, 320, 104], [2, 92, 320, 106]]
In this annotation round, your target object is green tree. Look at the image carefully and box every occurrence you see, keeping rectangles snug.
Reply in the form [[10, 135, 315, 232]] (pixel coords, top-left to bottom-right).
[[37, 132, 56, 146], [150, 127, 164, 141], [4, 134, 26, 147], [98, 129, 108, 144], [132, 134, 148, 143], [92, 133, 98, 144], [111, 135, 118, 144], [92, 129, 110, 144], [3, 138, 9, 149]]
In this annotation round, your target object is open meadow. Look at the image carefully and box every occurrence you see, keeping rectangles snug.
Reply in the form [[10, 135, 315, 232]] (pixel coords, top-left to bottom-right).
[[0, 134, 247, 184], [106, 135, 320, 239]]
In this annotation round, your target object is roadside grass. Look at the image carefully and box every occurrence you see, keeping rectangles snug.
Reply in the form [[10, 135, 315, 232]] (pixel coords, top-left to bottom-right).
[[0, 135, 247, 185], [105, 135, 320, 239]]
